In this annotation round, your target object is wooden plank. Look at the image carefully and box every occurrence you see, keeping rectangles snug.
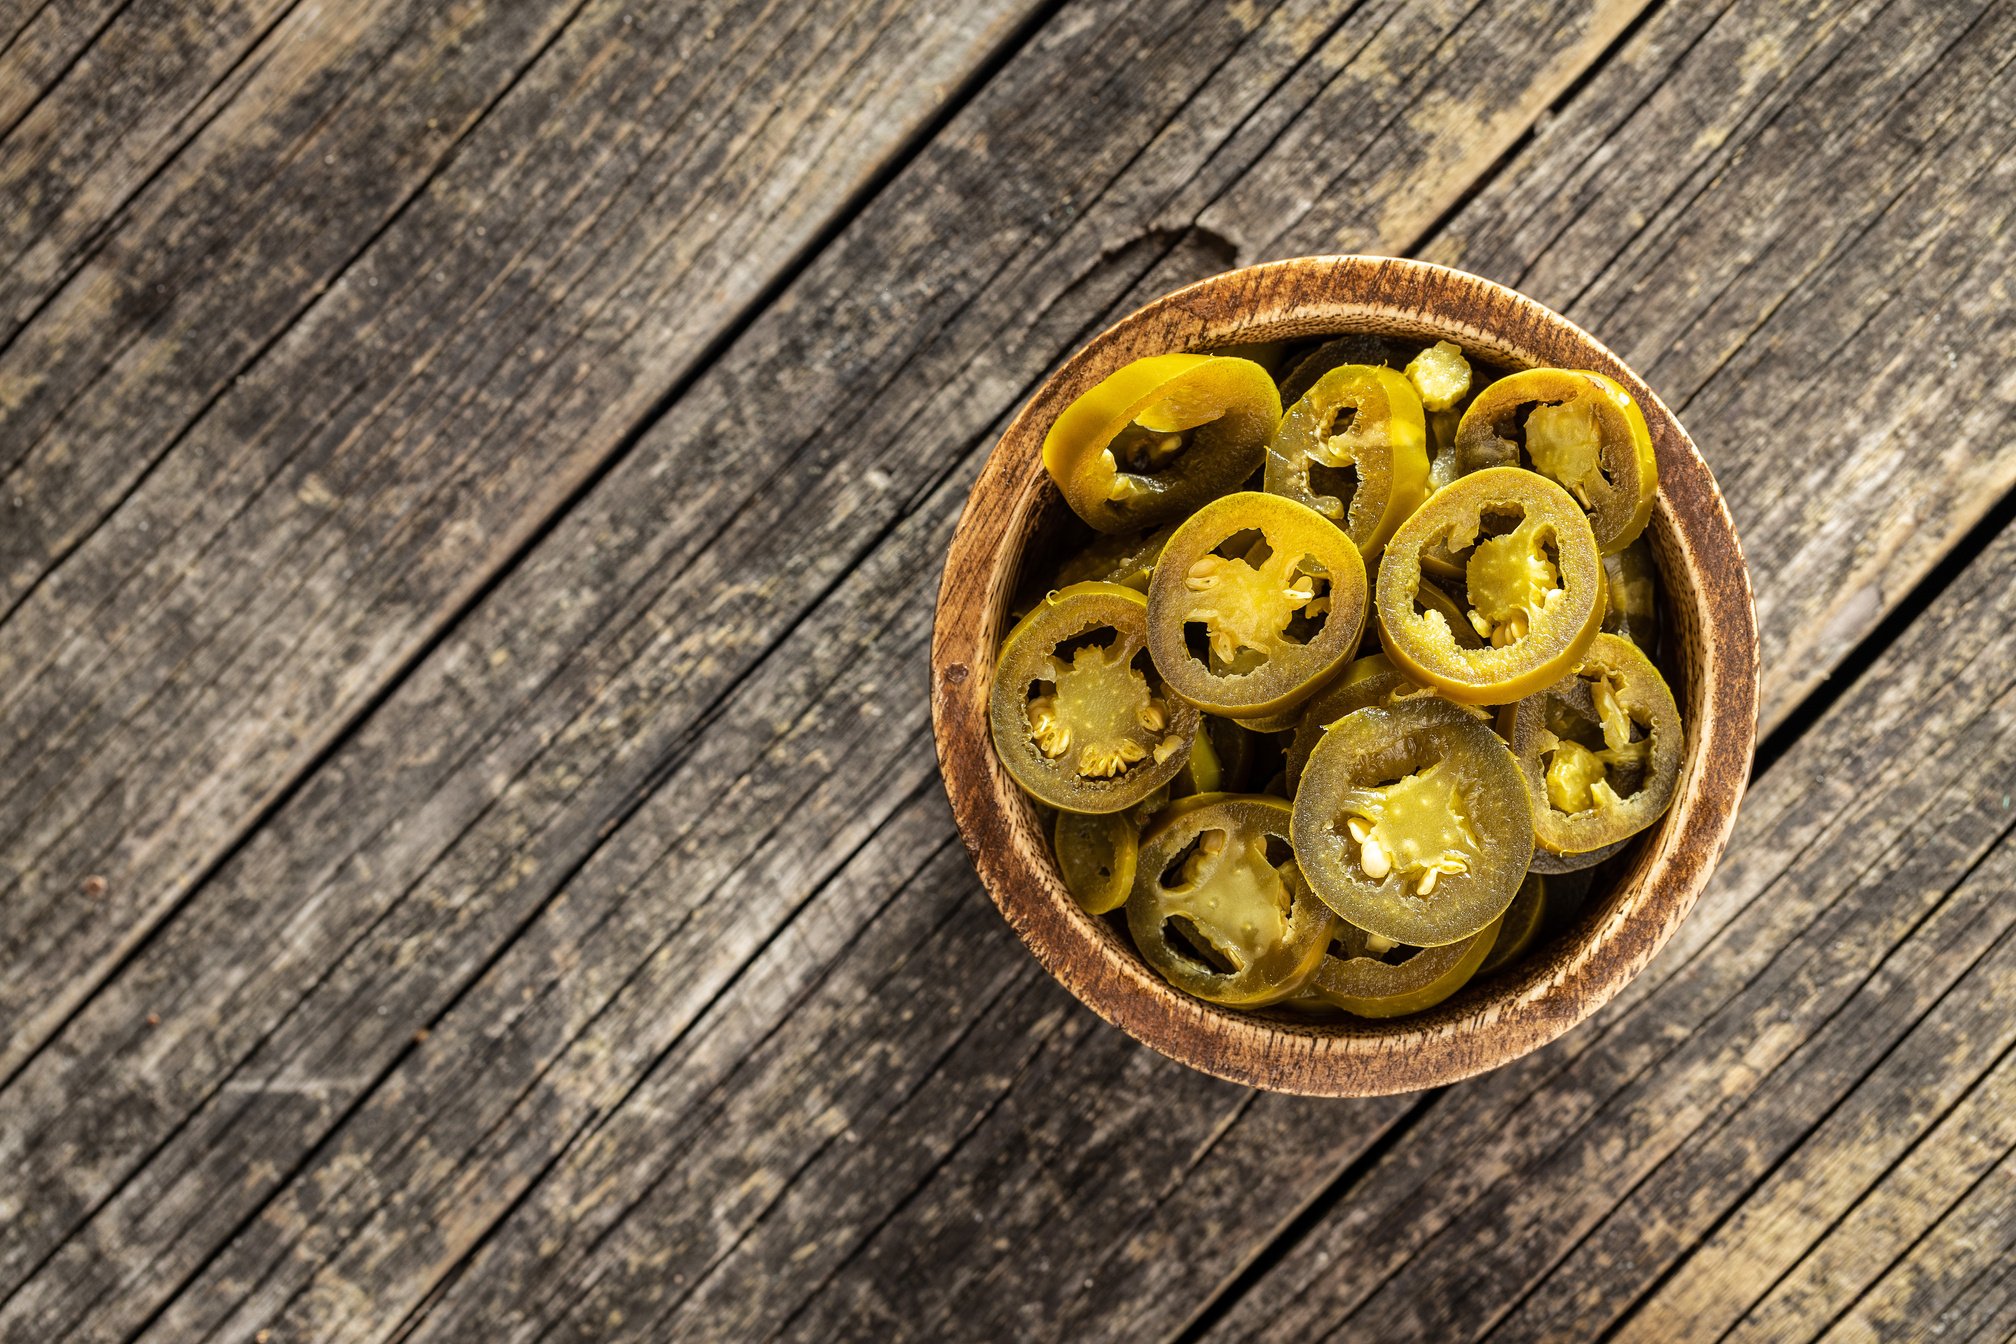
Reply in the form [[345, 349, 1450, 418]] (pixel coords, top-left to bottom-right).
[[1425, 0, 2016, 731], [761, 0, 2016, 1333], [0, 0, 1658, 1338], [1196, 441, 2016, 1344], [0, 0, 126, 140], [0, 0, 1042, 1075], [0, 0, 302, 336], [1683, 1035, 2016, 1342], [1815, 1148, 2016, 1344], [7, 2, 2007, 1344]]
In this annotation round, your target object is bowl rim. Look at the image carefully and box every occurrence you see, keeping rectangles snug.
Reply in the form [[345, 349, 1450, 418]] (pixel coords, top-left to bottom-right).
[[930, 254, 1759, 1097]]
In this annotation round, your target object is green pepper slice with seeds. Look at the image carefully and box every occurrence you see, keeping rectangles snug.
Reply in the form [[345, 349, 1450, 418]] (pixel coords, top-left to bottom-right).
[[1304, 912, 1501, 1017], [1475, 872, 1546, 977], [1146, 492, 1369, 718], [991, 582, 1200, 813], [1377, 468, 1606, 706], [1054, 809, 1139, 915], [1504, 632, 1683, 855], [1127, 794, 1337, 1007], [1452, 368, 1657, 554], [1601, 535, 1659, 652], [1264, 365, 1430, 560], [1292, 698, 1532, 946], [1043, 354, 1280, 534]]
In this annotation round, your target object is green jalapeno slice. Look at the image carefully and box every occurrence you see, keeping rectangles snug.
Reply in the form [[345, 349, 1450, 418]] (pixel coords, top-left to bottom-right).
[[1264, 365, 1430, 560], [1127, 794, 1337, 1007], [1304, 912, 1501, 1017], [1601, 535, 1659, 651], [1505, 632, 1684, 855], [1405, 340, 1472, 413], [991, 582, 1200, 813], [1044, 354, 1280, 533], [1376, 468, 1606, 705], [1146, 492, 1369, 718], [1452, 368, 1656, 554], [1054, 810, 1139, 915], [1282, 653, 1483, 791], [1475, 872, 1546, 977], [1292, 698, 1532, 946]]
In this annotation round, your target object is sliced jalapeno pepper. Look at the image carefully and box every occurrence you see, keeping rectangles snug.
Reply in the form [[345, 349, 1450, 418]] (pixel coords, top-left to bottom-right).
[[1475, 872, 1545, 977], [1126, 794, 1336, 1006], [1044, 354, 1280, 534], [1377, 468, 1606, 705], [1405, 340, 1472, 413], [1264, 365, 1429, 560], [1174, 725, 1222, 796], [1601, 535, 1659, 652], [1527, 838, 1630, 874], [1453, 368, 1656, 554], [1054, 810, 1139, 915], [991, 582, 1200, 813], [1278, 333, 1414, 405], [1292, 698, 1532, 946], [1146, 492, 1369, 718], [1505, 632, 1683, 855], [1053, 523, 1176, 593], [1284, 653, 1450, 790], [1304, 912, 1501, 1017]]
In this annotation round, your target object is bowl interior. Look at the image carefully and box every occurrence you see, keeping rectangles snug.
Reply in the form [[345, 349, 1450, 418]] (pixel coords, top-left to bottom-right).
[[933, 257, 1755, 1096]]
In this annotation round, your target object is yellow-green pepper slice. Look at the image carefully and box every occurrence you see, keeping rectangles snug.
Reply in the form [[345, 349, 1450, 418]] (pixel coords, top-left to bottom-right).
[[1453, 368, 1656, 554], [1277, 333, 1414, 405], [1283, 652, 1465, 791], [1053, 522, 1176, 593], [1405, 340, 1472, 413], [1054, 810, 1139, 915], [1601, 535, 1659, 652], [1376, 468, 1606, 706], [1292, 698, 1532, 946], [1146, 492, 1368, 718], [1264, 365, 1429, 560], [1126, 794, 1336, 1007], [1043, 354, 1280, 533], [1475, 872, 1546, 977], [1505, 632, 1684, 855], [1304, 912, 1501, 1017], [991, 582, 1200, 813], [1527, 837, 1630, 875]]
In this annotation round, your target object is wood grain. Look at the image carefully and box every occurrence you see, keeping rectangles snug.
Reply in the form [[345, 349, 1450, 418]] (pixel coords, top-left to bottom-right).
[[0, 0, 1041, 1077], [935, 253, 1755, 1096], [5, 0, 2015, 1336], [0, 0, 1666, 1338]]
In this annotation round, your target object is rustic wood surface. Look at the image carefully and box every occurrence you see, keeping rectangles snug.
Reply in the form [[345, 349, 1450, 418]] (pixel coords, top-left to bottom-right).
[[1, 0, 2011, 1339]]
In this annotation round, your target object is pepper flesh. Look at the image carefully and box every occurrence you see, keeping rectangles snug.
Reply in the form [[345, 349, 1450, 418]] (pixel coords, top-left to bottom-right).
[[1292, 698, 1532, 946], [1054, 810, 1139, 915], [1043, 354, 1280, 533], [1475, 872, 1545, 977], [1452, 367, 1657, 554], [1377, 468, 1606, 705], [1147, 492, 1368, 718], [1506, 632, 1683, 855], [1305, 912, 1501, 1017], [1127, 794, 1336, 1007], [1264, 364, 1429, 560], [991, 582, 1199, 813]]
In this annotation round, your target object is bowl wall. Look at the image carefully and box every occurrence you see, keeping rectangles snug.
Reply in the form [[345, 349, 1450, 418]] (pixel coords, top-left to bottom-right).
[[931, 256, 1758, 1096]]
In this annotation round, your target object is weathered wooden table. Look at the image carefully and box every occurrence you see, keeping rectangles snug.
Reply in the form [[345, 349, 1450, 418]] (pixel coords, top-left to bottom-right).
[[2, 1, 2013, 1339]]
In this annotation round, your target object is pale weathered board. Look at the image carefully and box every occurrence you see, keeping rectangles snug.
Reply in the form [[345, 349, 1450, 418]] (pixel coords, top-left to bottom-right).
[[3, 0, 2015, 1339], [0, 0, 1043, 1075]]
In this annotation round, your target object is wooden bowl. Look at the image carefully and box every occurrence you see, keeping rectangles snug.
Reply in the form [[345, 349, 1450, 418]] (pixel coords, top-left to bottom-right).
[[930, 256, 1758, 1097]]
